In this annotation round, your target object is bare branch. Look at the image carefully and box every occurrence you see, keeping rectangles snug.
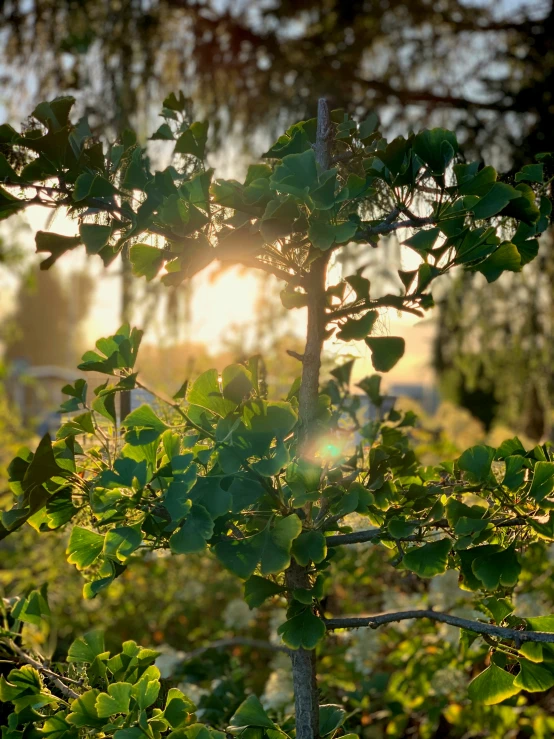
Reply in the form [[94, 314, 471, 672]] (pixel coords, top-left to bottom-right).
[[326, 294, 425, 323], [326, 516, 529, 547], [358, 216, 437, 240], [7, 641, 80, 699], [287, 349, 304, 362], [324, 610, 554, 644]]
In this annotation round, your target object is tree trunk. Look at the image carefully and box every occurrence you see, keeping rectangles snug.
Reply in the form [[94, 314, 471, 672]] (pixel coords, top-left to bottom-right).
[[286, 97, 332, 739], [119, 244, 133, 423], [285, 561, 320, 739]]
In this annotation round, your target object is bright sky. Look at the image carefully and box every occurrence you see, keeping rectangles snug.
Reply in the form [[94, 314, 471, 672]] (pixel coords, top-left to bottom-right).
[[1, 200, 436, 390]]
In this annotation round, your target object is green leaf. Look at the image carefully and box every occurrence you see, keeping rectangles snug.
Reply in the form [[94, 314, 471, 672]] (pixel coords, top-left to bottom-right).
[[130, 244, 164, 281], [375, 136, 409, 177], [175, 121, 208, 159], [229, 694, 276, 730], [319, 705, 347, 736], [336, 310, 378, 341], [103, 527, 142, 562], [122, 404, 169, 445], [468, 665, 520, 705], [95, 682, 132, 717], [163, 91, 188, 112], [413, 128, 458, 175], [469, 182, 520, 219], [68, 630, 106, 663], [41, 714, 77, 739], [132, 669, 161, 709], [365, 336, 405, 372], [403, 538, 451, 577], [502, 183, 541, 225], [529, 461, 554, 502], [456, 165, 497, 195], [169, 504, 214, 554], [387, 517, 418, 539], [357, 374, 382, 405], [291, 530, 327, 566], [79, 224, 112, 255], [252, 438, 289, 477], [263, 126, 311, 159], [258, 514, 302, 575], [330, 360, 355, 387], [74, 173, 118, 202], [10, 588, 51, 626], [244, 400, 298, 440], [514, 660, 554, 692], [502, 455, 527, 491], [277, 605, 326, 650], [308, 219, 357, 251], [151, 123, 174, 140], [261, 196, 300, 241], [476, 242, 521, 283], [526, 616, 554, 633], [345, 273, 370, 300], [529, 512, 554, 541], [359, 113, 379, 140], [244, 576, 285, 608], [67, 689, 104, 727], [271, 149, 318, 194], [483, 597, 514, 624], [66, 527, 104, 570], [515, 163, 543, 183], [0, 665, 42, 705], [222, 364, 253, 404], [458, 445, 495, 482], [403, 227, 441, 253], [215, 514, 301, 579], [214, 536, 262, 580], [32, 96, 75, 131], [188, 369, 237, 418], [519, 641, 544, 663], [472, 543, 521, 590], [164, 688, 195, 727]]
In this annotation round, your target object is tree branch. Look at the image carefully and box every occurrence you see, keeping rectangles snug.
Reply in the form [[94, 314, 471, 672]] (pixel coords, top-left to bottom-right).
[[324, 610, 554, 644], [326, 294, 425, 323], [7, 641, 80, 699], [357, 216, 437, 240], [326, 517, 529, 547]]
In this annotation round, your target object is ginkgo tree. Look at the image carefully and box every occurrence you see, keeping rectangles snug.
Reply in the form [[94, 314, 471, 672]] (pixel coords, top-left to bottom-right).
[[1, 93, 554, 739]]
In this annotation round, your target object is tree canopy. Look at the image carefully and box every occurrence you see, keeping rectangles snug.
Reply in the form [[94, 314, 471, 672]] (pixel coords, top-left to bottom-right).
[[0, 92, 553, 738]]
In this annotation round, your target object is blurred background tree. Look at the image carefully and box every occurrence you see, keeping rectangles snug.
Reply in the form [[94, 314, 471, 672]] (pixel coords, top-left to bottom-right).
[[4, 266, 94, 368], [2, 0, 553, 436], [0, 0, 551, 160]]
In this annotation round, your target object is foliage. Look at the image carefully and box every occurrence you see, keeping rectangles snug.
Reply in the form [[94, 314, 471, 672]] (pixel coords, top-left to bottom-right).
[[0, 95, 553, 738]]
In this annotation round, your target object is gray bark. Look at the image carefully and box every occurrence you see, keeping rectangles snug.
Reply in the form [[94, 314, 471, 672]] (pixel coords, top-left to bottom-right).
[[287, 97, 333, 739]]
